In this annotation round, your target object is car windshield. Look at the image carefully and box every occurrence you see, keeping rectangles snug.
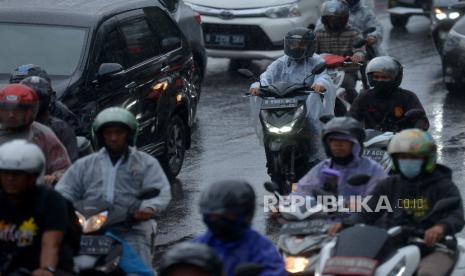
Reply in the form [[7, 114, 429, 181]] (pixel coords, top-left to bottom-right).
[[0, 23, 87, 76]]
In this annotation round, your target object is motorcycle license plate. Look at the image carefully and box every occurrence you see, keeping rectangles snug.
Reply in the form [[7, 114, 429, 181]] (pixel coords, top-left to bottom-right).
[[280, 219, 327, 235], [363, 148, 385, 163], [323, 257, 378, 275], [261, 98, 298, 109], [79, 236, 113, 255]]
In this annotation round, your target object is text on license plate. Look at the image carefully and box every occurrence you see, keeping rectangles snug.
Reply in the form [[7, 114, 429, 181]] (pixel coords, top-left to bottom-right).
[[205, 34, 245, 48], [262, 98, 298, 109]]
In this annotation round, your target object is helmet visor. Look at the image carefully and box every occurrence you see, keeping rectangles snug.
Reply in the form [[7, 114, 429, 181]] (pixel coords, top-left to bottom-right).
[[284, 38, 313, 59]]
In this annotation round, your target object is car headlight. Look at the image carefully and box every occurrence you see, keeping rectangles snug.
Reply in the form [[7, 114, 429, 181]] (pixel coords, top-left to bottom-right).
[[435, 8, 448, 20], [265, 3, 301, 18], [285, 256, 309, 273], [76, 211, 108, 234]]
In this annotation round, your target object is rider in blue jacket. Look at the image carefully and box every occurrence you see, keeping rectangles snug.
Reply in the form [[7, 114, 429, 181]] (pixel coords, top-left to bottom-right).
[[192, 180, 286, 276]]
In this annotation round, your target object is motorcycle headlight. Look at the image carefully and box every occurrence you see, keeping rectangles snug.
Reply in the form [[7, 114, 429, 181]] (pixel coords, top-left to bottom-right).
[[76, 211, 108, 234], [265, 3, 301, 18], [264, 120, 297, 134], [435, 8, 448, 20], [285, 256, 309, 273], [449, 12, 460, 20]]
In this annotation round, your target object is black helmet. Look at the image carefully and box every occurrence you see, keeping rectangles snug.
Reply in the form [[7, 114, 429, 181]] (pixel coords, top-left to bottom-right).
[[345, 0, 360, 8], [10, 64, 51, 84], [321, 0, 350, 32], [366, 56, 403, 92], [322, 116, 366, 155], [20, 76, 53, 116], [159, 242, 224, 276], [284, 28, 316, 60]]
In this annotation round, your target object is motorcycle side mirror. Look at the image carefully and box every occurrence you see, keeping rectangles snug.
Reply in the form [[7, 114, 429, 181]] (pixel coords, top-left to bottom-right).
[[353, 39, 368, 48], [319, 114, 334, 124], [312, 62, 327, 75], [138, 188, 160, 200], [234, 263, 263, 276], [363, 27, 376, 36], [264, 181, 280, 194], [347, 174, 371, 186], [404, 109, 426, 120]]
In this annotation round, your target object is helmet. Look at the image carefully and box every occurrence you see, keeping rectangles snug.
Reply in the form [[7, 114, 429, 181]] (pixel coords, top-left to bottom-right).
[[159, 242, 223, 276], [322, 116, 366, 155], [199, 180, 256, 222], [345, 0, 360, 8], [92, 107, 138, 148], [0, 84, 39, 128], [10, 64, 51, 84], [388, 129, 437, 173], [366, 56, 403, 90], [284, 28, 316, 60], [20, 76, 53, 116], [321, 0, 350, 32], [0, 139, 46, 184]]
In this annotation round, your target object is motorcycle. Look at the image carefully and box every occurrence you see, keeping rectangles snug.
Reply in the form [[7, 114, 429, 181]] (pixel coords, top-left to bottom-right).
[[363, 129, 394, 173], [315, 197, 465, 276], [264, 175, 369, 275], [239, 64, 329, 194], [73, 188, 160, 275]]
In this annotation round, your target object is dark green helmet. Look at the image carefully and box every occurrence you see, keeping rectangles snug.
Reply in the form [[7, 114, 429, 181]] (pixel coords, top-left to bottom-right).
[[91, 107, 138, 147]]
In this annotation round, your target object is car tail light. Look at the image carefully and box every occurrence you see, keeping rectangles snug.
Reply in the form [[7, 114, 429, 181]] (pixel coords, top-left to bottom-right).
[[193, 11, 201, 24]]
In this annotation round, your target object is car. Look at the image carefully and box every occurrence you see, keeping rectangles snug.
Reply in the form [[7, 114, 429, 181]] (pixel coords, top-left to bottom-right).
[[0, 0, 201, 178], [442, 15, 465, 93], [183, 0, 323, 67], [387, 0, 432, 28], [159, 0, 207, 85], [431, 0, 465, 53]]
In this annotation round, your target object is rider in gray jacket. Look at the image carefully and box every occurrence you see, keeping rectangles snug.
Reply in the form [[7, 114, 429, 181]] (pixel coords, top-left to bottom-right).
[[56, 107, 171, 269]]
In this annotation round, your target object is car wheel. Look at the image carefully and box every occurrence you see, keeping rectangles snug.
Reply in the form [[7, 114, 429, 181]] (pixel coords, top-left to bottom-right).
[[390, 14, 409, 28], [161, 115, 187, 180]]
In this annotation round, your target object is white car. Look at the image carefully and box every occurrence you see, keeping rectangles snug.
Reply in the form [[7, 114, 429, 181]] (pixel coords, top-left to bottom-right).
[[184, 0, 324, 63]]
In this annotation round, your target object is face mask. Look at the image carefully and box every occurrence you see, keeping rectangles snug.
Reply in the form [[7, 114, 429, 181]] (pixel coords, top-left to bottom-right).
[[397, 159, 424, 179], [203, 215, 246, 242], [372, 80, 395, 95]]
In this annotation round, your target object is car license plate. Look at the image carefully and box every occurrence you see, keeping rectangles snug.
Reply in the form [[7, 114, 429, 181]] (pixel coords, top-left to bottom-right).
[[79, 236, 113, 255], [323, 257, 378, 275], [262, 98, 298, 109], [280, 219, 327, 235], [363, 148, 385, 163], [204, 33, 245, 48]]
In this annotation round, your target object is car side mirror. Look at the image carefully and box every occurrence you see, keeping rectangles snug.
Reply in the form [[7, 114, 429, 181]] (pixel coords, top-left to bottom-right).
[[138, 188, 160, 200], [161, 37, 181, 51], [96, 63, 123, 81]]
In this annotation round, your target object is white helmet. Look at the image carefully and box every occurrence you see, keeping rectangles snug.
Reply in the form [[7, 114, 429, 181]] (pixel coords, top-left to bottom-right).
[[0, 139, 46, 184]]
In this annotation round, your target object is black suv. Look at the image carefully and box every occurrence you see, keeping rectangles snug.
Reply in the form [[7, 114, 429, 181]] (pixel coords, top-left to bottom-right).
[[0, 0, 201, 178]]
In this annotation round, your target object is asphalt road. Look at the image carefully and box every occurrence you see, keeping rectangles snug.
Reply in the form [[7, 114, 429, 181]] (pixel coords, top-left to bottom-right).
[[154, 1, 465, 259]]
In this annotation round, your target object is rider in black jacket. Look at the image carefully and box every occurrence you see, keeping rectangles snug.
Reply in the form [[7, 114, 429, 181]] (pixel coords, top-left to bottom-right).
[[349, 56, 429, 132]]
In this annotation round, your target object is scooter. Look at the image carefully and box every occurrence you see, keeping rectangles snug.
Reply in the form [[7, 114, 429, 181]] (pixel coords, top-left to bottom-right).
[[363, 129, 394, 173], [73, 188, 159, 275], [315, 197, 465, 276], [264, 175, 370, 275], [238, 64, 328, 194]]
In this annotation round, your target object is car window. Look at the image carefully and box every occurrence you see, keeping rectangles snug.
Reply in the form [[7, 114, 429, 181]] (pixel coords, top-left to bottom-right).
[[98, 22, 127, 67], [145, 7, 182, 55], [118, 10, 158, 67], [453, 17, 465, 35]]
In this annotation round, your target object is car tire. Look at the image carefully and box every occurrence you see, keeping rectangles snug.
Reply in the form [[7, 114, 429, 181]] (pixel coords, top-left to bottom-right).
[[390, 14, 409, 28], [161, 115, 187, 180]]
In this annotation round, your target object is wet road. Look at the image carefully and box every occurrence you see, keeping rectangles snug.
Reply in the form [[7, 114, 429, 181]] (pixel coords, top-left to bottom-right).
[[155, 1, 465, 256]]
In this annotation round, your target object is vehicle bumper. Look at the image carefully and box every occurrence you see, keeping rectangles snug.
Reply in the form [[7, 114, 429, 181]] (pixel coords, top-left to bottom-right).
[[201, 15, 314, 59]]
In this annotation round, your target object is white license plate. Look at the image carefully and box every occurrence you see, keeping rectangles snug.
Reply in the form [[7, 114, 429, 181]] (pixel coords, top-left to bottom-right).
[[323, 257, 378, 275], [205, 34, 245, 48]]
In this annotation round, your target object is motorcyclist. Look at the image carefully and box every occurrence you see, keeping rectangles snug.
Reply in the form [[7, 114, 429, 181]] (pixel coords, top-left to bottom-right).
[[316, 0, 366, 103], [345, 0, 385, 57], [9, 64, 80, 130], [294, 116, 386, 204], [20, 76, 79, 162], [193, 180, 286, 276], [0, 140, 74, 275], [55, 107, 171, 269], [349, 56, 430, 131], [159, 242, 224, 276], [0, 84, 71, 185], [328, 129, 465, 276]]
